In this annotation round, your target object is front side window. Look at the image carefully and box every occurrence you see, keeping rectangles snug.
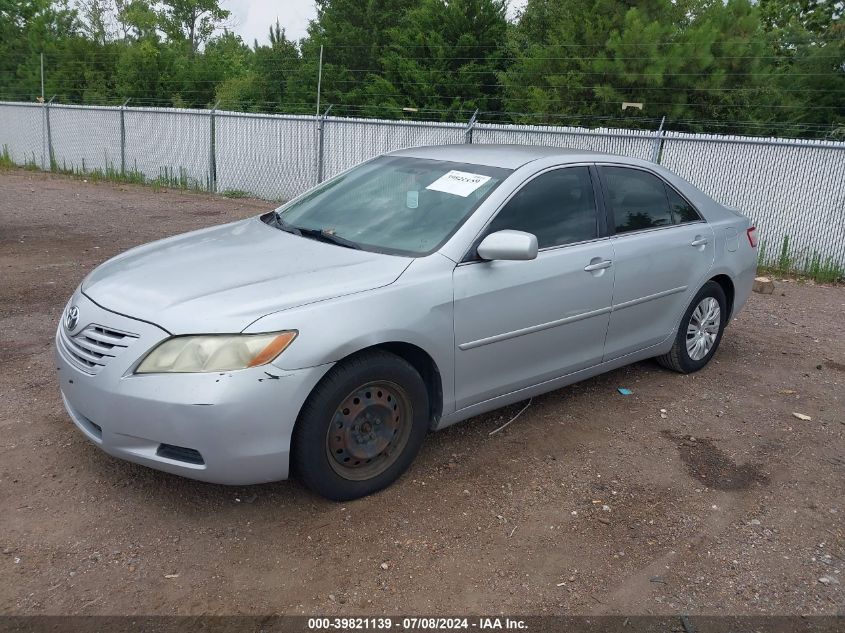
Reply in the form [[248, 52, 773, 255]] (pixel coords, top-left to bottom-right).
[[274, 156, 510, 256], [602, 166, 674, 233], [486, 166, 598, 249]]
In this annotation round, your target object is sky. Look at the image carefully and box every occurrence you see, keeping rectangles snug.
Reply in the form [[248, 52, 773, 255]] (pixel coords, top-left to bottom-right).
[[225, 0, 529, 47]]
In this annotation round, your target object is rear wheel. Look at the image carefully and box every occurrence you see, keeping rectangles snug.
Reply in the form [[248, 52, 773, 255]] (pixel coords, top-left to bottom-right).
[[292, 350, 429, 501], [656, 281, 727, 374]]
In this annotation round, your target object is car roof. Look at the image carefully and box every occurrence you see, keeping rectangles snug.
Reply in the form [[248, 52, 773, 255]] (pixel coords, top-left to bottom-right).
[[388, 144, 631, 169]]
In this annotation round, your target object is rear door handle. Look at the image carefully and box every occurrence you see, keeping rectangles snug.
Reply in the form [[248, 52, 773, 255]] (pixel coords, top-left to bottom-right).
[[690, 238, 709, 247], [584, 259, 613, 272]]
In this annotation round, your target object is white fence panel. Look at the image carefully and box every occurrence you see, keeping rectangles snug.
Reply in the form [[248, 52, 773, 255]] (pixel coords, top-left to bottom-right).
[[321, 117, 465, 181], [1, 101, 844, 269], [474, 123, 656, 161], [49, 104, 121, 173], [124, 107, 211, 188], [0, 101, 44, 166], [215, 111, 317, 200], [660, 133, 845, 269]]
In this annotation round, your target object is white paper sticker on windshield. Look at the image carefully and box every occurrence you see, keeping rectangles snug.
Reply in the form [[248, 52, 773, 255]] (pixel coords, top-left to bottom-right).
[[425, 170, 491, 197]]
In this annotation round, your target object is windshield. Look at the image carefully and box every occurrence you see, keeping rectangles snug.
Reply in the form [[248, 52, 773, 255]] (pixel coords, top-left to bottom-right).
[[273, 156, 511, 256]]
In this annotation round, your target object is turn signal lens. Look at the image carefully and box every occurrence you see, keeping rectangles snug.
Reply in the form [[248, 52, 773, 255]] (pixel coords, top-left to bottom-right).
[[135, 331, 298, 374], [247, 332, 298, 367]]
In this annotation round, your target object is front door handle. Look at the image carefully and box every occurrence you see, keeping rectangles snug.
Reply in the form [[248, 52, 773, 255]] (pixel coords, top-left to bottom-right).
[[584, 259, 613, 272], [690, 237, 710, 247]]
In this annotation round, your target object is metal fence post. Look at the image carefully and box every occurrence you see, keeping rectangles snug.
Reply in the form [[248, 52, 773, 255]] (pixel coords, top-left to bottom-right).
[[650, 115, 666, 163], [316, 104, 333, 184], [44, 96, 55, 171], [209, 100, 219, 193], [465, 109, 479, 144], [119, 98, 130, 175]]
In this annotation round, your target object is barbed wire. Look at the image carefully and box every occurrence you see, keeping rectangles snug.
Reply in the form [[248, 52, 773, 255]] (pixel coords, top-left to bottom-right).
[[1, 96, 840, 134]]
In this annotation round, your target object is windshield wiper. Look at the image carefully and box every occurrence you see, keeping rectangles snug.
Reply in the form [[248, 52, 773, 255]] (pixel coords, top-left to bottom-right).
[[297, 227, 361, 250], [271, 212, 302, 236], [272, 212, 360, 250]]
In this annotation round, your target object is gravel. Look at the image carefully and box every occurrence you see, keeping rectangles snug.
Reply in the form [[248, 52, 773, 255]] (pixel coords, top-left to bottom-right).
[[1, 170, 843, 615]]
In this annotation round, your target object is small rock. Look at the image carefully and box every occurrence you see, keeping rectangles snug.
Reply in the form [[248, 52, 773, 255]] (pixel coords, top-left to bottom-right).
[[380, 562, 389, 570], [328, 593, 337, 602], [750, 519, 761, 526], [792, 412, 812, 421], [753, 277, 775, 294], [597, 517, 611, 525], [818, 576, 839, 586], [164, 573, 179, 579]]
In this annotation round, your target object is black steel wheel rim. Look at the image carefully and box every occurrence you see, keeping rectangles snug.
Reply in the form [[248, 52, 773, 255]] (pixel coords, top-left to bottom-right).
[[325, 381, 413, 481]]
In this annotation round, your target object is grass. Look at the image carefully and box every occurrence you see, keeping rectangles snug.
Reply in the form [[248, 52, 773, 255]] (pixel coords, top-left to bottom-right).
[[0, 145, 14, 169], [221, 189, 250, 198], [4, 149, 211, 193], [758, 234, 843, 284]]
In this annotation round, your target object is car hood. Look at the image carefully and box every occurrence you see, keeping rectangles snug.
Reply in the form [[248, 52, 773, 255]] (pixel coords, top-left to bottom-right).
[[82, 217, 413, 334]]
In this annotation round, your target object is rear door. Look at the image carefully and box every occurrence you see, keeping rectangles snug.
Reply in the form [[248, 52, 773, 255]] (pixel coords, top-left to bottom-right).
[[598, 165, 715, 361], [452, 166, 615, 409]]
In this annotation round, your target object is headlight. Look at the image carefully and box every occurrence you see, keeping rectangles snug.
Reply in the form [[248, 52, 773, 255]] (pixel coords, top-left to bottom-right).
[[135, 331, 297, 374]]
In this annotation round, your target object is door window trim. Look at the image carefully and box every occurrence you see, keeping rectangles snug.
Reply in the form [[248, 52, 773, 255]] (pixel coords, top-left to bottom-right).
[[594, 162, 705, 239], [459, 163, 608, 264]]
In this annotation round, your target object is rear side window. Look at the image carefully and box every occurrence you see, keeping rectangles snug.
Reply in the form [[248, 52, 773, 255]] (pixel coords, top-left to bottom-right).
[[601, 166, 673, 233], [487, 166, 598, 249], [666, 186, 701, 223]]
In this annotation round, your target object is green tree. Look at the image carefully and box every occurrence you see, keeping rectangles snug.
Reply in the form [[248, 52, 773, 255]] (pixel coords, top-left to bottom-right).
[[375, 0, 509, 119], [158, 0, 230, 54]]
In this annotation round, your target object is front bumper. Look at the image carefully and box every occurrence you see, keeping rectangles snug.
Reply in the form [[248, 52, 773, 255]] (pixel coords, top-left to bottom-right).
[[55, 291, 332, 485]]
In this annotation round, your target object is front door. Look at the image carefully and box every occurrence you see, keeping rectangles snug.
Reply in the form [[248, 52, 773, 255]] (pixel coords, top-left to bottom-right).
[[452, 166, 615, 410]]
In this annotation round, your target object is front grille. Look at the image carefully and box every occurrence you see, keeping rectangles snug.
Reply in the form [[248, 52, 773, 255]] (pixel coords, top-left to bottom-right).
[[156, 444, 205, 465], [58, 323, 139, 374]]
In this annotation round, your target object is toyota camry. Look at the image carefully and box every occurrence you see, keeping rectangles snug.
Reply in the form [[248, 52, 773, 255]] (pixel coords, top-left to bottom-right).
[[56, 145, 758, 500]]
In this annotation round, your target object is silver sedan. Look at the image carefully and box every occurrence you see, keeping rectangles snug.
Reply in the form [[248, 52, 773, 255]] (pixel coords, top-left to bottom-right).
[[56, 145, 758, 500]]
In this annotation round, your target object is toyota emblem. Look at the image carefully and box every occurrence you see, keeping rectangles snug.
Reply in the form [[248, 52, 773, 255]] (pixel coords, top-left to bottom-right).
[[65, 305, 80, 331]]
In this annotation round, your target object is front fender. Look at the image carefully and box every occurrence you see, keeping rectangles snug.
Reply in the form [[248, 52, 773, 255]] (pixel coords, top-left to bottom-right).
[[245, 254, 458, 415]]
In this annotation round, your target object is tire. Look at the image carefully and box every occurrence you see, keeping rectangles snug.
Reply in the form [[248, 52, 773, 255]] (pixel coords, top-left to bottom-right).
[[656, 281, 727, 374], [291, 350, 429, 501]]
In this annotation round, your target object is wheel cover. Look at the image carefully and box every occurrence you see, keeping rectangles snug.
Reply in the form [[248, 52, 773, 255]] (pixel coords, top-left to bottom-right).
[[325, 381, 413, 481], [686, 297, 721, 361]]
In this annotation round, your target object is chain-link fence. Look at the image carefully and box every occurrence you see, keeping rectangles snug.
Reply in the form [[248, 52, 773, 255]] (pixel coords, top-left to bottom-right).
[[1, 100, 843, 272]]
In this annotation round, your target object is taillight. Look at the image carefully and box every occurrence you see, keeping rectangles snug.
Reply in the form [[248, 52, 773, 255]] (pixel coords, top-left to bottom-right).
[[746, 226, 758, 248]]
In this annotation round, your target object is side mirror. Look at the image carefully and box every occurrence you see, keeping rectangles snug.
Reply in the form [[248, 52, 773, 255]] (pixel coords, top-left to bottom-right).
[[477, 230, 538, 261]]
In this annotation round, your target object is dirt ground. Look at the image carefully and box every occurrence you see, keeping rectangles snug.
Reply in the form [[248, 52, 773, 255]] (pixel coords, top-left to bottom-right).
[[1, 170, 843, 616]]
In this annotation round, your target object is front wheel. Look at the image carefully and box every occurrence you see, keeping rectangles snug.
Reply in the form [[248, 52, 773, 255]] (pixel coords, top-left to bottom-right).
[[291, 350, 429, 501], [656, 281, 727, 374]]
